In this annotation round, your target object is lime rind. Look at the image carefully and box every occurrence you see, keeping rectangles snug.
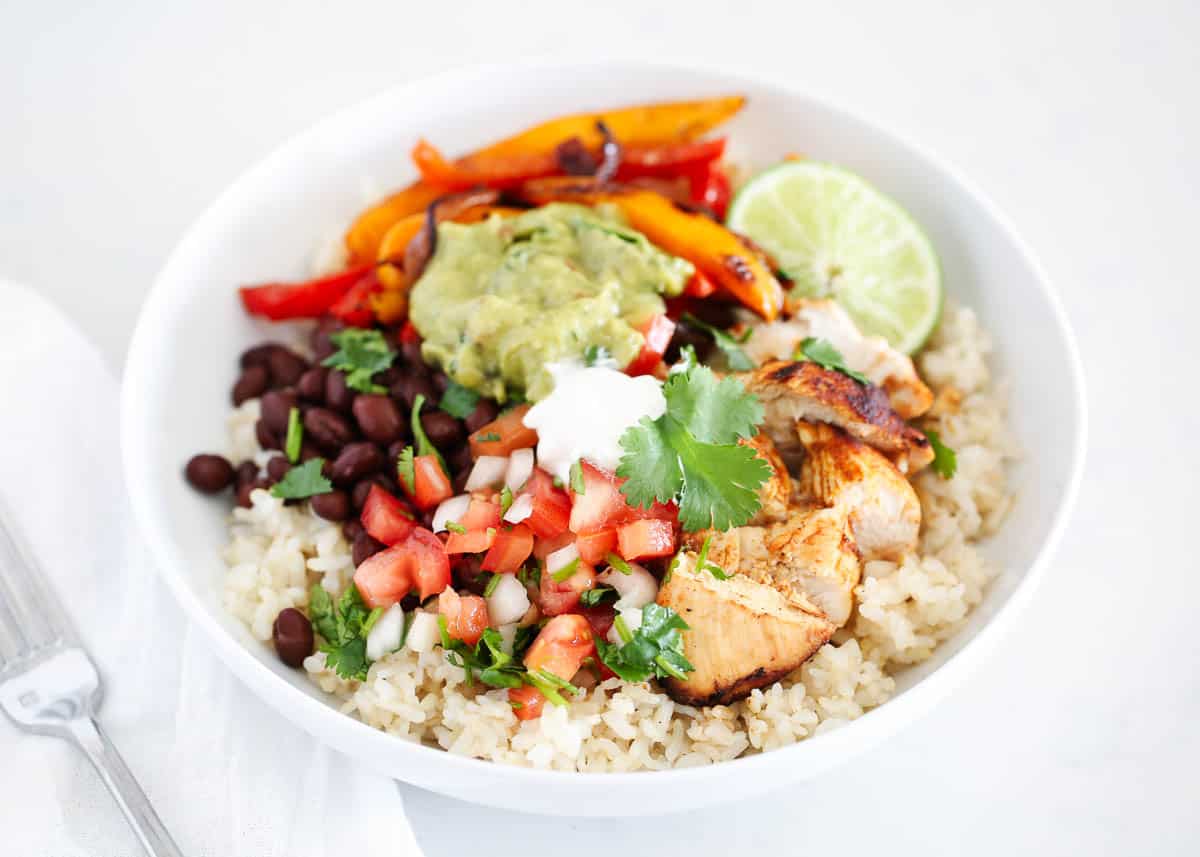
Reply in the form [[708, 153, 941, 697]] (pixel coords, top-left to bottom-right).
[[727, 161, 943, 354]]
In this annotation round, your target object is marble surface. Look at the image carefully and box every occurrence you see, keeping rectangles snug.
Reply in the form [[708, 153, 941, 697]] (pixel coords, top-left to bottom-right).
[[2, 0, 1197, 853]]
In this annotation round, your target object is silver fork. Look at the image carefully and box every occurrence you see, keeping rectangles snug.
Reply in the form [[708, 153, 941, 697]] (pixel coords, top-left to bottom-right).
[[0, 504, 183, 856]]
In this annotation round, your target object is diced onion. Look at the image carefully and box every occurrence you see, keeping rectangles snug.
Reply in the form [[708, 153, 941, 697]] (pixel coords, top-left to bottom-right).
[[598, 563, 658, 609], [546, 543, 580, 576], [505, 448, 535, 491], [487, 575, 530, 626], [466, 455, 509, 491], [497, 622, 518, 655], [405, 611, 439, 653], [365, 604, 406, 661], [606, 607, 644, 645], [431, 494, 471, 533], [503, 493, 533, 524]]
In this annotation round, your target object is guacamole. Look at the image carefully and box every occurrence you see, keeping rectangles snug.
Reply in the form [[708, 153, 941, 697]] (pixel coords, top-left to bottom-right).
[[409, 203, 693, 402]]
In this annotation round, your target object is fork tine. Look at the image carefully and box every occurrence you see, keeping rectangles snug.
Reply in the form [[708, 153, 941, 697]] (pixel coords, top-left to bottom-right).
[[0, 501, 71, 664]]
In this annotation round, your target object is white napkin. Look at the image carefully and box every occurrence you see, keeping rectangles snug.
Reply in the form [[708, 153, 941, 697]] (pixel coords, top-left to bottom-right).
[[0, 280, 425, 857]]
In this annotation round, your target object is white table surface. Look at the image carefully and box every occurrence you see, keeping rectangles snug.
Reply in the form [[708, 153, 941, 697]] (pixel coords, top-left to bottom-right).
[[4, 0, 1198, 853]]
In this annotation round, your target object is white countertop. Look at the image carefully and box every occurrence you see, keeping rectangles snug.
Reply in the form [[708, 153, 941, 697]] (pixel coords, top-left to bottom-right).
[[3, 0, 1198, 853]]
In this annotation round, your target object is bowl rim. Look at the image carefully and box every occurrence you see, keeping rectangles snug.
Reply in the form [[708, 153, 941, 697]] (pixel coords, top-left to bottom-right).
[[121, 58, 1087, 789]]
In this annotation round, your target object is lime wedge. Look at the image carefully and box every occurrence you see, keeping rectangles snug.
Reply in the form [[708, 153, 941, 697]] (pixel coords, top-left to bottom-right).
[[726, 161, 942, 354]]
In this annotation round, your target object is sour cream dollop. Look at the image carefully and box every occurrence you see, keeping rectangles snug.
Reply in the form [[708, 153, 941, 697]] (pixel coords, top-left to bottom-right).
[[522, 362, 665, 483]]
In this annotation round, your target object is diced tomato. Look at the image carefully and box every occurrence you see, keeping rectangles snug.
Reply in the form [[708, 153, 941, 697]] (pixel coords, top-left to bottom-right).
[[533, 531, 575, 561], [617, 518, 676, 560], [508, 684, 545, 720], [524, 469, 572, 539], [568, 461, 630, 534], [615, 137, 727, 180], [460, 497, 501, 531], [684, 270, 718, 299], [690, 162, 732, 220], [353, 526, 451, 608], [360, 485, 416, 546], [538, 561, 595, 616], [481, 524, 534, 574], [238, 263, 373, 321], [574, 528, 618, 566], [406, 455, 453, 510], [444, 528, 496, 554], [628, 498, 679, 523], [438, 588, 490, 645], [524, 614, 595, 677], [624, 314, 676, 376], [580, 604, 616, 639], [468, 404, 539, 458], [327, 269, 380, 327]]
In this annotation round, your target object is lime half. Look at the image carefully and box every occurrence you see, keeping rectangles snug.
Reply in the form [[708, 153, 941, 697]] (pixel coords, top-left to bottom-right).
[[727, 161, 942, 354]]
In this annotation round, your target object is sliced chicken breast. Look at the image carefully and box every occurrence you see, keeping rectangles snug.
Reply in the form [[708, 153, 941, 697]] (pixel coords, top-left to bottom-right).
[[684, 504, 862, 627], [656, 561, 835, 706], [795, 420, 920, 560], [740, 431, 791, 525], [738, 299, 933, 419], [741, 360, 934, 474]]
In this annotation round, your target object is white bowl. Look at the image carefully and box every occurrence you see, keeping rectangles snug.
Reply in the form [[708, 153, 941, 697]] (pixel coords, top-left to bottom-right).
[[121, 60, 1086, 816]]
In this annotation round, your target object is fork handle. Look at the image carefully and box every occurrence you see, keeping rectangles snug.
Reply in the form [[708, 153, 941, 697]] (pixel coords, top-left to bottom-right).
[[64, 716, 185, 857]]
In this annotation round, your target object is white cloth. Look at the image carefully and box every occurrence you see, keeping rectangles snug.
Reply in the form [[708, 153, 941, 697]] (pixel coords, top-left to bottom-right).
[[0, 279, 425, 857]]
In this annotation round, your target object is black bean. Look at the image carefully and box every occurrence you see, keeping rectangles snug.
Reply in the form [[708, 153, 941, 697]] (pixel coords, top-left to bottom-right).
[[325, 370, 355, 413], [297, 367, 327, 402], [352, 395, 405, 445], [240, 342, 284, 370], [352, 531, 385, 566], [376, 367, 402, 387], [452, 466, 472, 494], [431, 370, 451, 395], [447, 443, 473, 475], [342, 520, 365, 542], [420, 410, 464, 448], [311, 315, 344, 355], [255, 419, 280, 451], [463, 399, 499, 433], [313, 336, 336, 363], [231, 365, 270, 406], [686, 299, 739, 330], [665, 319, 715, 365], [304, 407, 355, 451], [330, 442, 385, 486], [390, 374, 435, 411], [299, 441, 324, 462], [387, 440, 408, 462], [351, 474, 402, 510], [235, 460, 259, 488], [267, 348, 308, 387], [311, 489, 350, 522], [272, 607, 314, 668], [452, 554, 488, 595], [400, 338, 424, 369], [260, 389, 297, 436], [185, 454, 235, 493], [266, 455, 292, 482], [236, 477, 272, 508]]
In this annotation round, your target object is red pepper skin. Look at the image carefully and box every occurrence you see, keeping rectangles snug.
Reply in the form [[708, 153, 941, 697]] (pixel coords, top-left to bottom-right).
[[239, 264, 373, 321], [328, 269, 380, 327]]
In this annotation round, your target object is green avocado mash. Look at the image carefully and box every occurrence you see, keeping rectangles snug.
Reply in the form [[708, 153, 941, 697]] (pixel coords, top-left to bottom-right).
[[409, 203, 693, 402]]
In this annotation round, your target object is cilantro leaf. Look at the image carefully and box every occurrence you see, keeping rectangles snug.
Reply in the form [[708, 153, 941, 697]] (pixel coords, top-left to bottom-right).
[[411, 394, 448, 474], [439, 380, 480, 419], [694, 534, 732, 580], [321, 329, 396, 393], [569, 459, 586, 495], [795, 337, 871, 385], [499, 485, 514, 516], [584, 344, 613, 367], [396, 445, 415, 493], [681, 313, 755, 371], [616, 365, 769, 532], [595, 604, 694, 683], [285, 406, 303, 463], [308, 583, 377, 680], [580, 586, 616, 607], [923, 429, 958, 479], [270, 458, 333, 500], [439, 624, 528, 690]]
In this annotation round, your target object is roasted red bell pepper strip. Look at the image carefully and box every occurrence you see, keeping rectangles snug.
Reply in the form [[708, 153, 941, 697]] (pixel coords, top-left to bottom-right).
[[238, 263, 373, 321], [328, 269, 380, 327], [684, 270, 718, 299], [615, 137, 727, 180], [689, 161, 733, 220]]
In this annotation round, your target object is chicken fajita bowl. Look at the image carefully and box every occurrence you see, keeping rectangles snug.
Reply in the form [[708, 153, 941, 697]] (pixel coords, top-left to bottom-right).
[[123, 63, 1084, 814]]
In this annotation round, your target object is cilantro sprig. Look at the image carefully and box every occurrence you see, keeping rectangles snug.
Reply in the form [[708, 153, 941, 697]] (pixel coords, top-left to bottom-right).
[[794, 337, 870, 385], [271, 458, 333, 500], [694, 534, 732, 580], [595, 604, 694, 682], [439, 380, 480, 419], [321, 329, 397, 393], [308, 584, 380, 680], [923, 429, 958, 479], [681, 313, 755, 371], [616, 365, 771, 531], [284, 406, 303, 463], [579, 586, 616, 607]]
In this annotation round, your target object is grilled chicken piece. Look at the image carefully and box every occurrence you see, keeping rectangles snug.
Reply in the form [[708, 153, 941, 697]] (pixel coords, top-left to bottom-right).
[[740, 432, 791, 525], [685, 504, 862, 627], [738, 299, 933, 419], [656, 562, 835, 706], [795, 420, 920, 561], [741, 360, 934, 474]]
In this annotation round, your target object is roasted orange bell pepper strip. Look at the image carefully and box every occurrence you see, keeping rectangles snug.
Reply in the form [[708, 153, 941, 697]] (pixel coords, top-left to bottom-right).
[[518, 179, 784, 320], [344, 97, 746, 264]]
